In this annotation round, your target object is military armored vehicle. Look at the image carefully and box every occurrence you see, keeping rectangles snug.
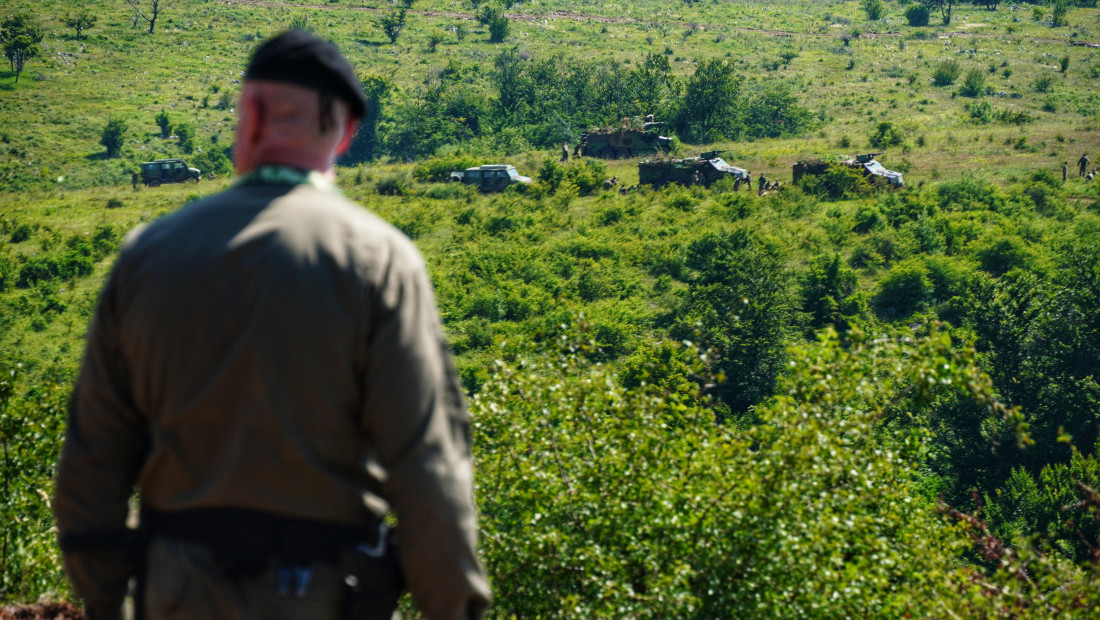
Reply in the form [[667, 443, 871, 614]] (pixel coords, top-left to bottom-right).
[[638, 151, 750, 188], [139, 158, 202, 187], [578, 121, 672, 159], [792, 153, 904, 187], [448, 164, 531, 192]]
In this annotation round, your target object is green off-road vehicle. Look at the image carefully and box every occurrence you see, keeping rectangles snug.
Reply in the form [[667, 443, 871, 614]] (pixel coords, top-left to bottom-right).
[[448, 164, 532, 192], [139, 158, 202, 187]]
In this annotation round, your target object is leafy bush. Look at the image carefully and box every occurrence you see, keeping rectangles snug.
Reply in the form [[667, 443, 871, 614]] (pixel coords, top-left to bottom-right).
[[1034, 74, 1055, 93], [874, 260, 932, 317], [672, 228, 795, 417], [958, 68, 986, 97], [975, 235, 1036, 277], [798, 162, 873, 200], [412, 155, 482, 183], [967, 99, 993, 123], [936, 177, 1006, 212], [800, 254, 863, 332], [474, 324, 1043, 617], [99, 119, 127, 158], [487, 13, 510, 43], [869, 121, 905, 149], [932, 60, 961, 87], [375, 173, 410, 196], [904, 4, 930, 27], [862, 0, 884, 20]]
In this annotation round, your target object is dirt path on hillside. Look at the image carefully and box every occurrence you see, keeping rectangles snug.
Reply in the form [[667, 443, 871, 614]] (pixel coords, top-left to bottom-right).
[[218, 0, 1096, 46]]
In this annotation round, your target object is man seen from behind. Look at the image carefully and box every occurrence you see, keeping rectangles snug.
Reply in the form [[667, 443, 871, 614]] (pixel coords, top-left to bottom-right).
[[54, 29, 490, 620]]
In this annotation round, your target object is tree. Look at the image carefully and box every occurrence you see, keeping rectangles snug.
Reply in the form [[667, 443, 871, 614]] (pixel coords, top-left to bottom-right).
[[673, 228, 796, 418], [922, 0, 955, 25], [676, 58, 742, 143], [379, 8, 406, 44], [340, 75, 393, 164], [1, 14, 44, 84], [100, 119, 127, 158], [155, 109, 171, 138], [63, 11, 97, 40], [125, 0, 176, 34]]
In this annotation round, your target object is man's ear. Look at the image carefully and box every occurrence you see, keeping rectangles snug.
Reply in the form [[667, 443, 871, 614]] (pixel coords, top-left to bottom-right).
[[334, 117, 360, 158], [240, 93, 265, 152]]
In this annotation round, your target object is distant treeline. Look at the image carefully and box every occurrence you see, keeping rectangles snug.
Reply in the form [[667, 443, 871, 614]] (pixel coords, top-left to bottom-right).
[[343, 50, 816, 163]]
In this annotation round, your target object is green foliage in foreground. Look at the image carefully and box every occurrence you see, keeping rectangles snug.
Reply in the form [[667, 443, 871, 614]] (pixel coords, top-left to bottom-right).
[[473, 324, 1100, 617]]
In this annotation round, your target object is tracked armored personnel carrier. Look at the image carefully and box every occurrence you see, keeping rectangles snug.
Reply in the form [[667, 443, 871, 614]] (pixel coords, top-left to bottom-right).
[[578, 121, 672, 159], [638, 151, 750, 188]]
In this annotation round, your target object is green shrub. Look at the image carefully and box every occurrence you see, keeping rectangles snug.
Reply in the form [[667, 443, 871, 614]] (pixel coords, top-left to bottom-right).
[[176, 123, 195, 154], [412, 155, 482, 183], [375, 173, 410, 196], [967, 99, 993, 124], [799, 162, 873, 200], [801, 254, 862, 332], [936, 177, 1006, 212], [975, 235, 1035, 277], [487, 13, 510, 43], [869, 121, 905, 148], [862, 0, 884, 21], [16, 257, 57, 288], [874, 260, 932, 317], [474, 324, 1035, 617], [904, 4, 930, 27], [958, 68, 986, 97], [9, 223, 32, 243], [99, 119, 127, 158], [932, 60, 961, 87], [1034, 74, 1055, 93]]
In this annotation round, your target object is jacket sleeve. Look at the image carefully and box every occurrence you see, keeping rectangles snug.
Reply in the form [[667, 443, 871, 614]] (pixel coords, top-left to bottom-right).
[[360, 241, 491, 620], [54, 263, 148, 620]]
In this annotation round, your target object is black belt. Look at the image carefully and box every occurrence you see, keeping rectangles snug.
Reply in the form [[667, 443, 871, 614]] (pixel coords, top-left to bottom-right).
[[144, 507, 377, 575]]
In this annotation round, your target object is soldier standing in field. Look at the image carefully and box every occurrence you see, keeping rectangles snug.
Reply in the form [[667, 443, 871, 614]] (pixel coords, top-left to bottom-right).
[[562, 141, 569, 163], [1079, 153, 1090, 177], [1062, 161, 1068, 183], [54, 30, 490, 620]]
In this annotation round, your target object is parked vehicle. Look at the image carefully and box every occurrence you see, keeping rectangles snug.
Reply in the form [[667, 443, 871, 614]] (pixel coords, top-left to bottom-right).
[[448, 164, 531, 192], [638, 151, 750, 188], [139, 159, 202, 187], [792, 153, 904, 187], [578, 120, 672, 159]]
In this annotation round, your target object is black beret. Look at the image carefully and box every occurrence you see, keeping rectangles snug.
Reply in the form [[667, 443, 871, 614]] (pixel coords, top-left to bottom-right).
[[245, 29, 367, 119]]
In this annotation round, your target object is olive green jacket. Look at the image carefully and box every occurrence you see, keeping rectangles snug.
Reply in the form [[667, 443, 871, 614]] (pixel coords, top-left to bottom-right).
[[54, 174, 490, 619]]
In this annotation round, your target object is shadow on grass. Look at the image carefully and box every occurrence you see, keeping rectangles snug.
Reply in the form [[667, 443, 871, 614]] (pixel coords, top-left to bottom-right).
[[0, 71, 18, 90], [354, 39, 388, 47], [85, 152, 114, 162]]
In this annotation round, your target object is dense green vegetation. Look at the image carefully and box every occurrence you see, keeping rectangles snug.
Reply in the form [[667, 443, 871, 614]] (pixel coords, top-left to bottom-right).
[[2, 0, 1100, 615]]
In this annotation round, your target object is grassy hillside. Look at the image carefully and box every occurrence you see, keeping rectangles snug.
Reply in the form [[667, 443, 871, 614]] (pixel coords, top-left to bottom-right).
[[2, 0, 1100, 614]]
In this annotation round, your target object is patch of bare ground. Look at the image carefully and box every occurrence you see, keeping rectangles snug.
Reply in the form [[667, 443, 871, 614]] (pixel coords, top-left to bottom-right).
[[0, 603, 83, 620]]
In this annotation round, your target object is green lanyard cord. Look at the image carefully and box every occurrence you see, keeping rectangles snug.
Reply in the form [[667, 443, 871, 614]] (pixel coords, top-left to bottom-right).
[[235, 165, 341, 195]]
